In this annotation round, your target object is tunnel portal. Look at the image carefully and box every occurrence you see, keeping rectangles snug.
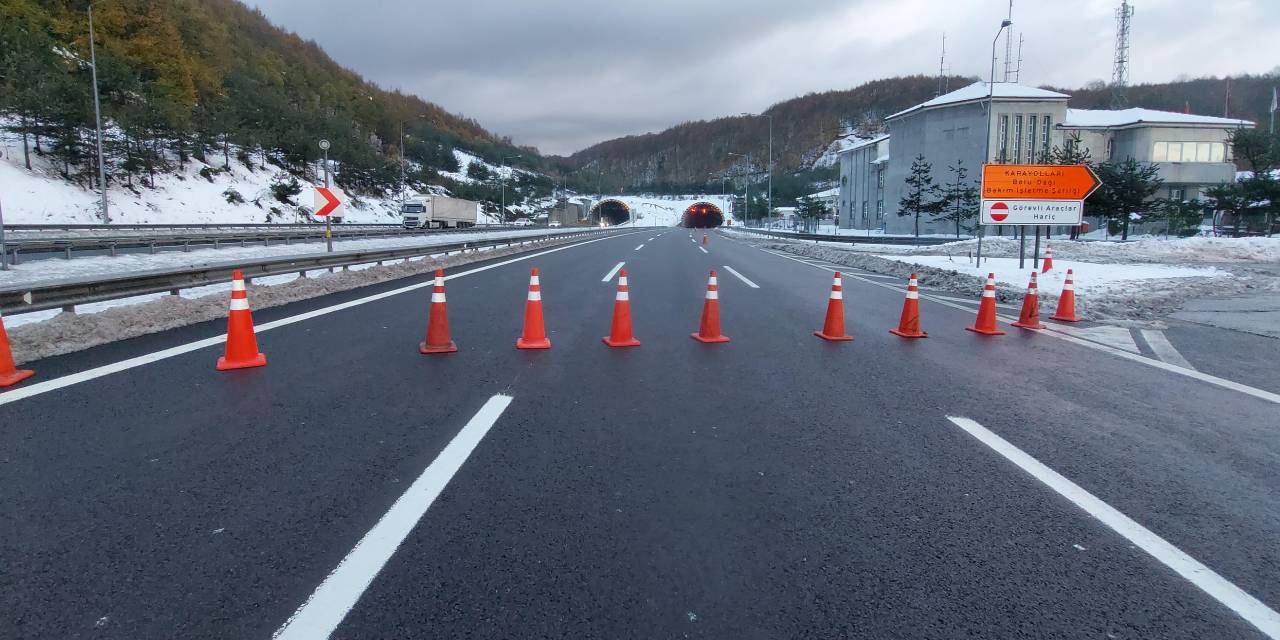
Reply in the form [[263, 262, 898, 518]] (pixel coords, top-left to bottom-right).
[[590, 199, 631, 226], [682, 202, 724, 228]]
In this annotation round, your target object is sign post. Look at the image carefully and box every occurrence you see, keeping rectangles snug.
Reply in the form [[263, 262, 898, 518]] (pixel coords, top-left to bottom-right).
[[318, 139, 332, 252], [979, 164, 1101, 267], [0, 194, 8, 271]]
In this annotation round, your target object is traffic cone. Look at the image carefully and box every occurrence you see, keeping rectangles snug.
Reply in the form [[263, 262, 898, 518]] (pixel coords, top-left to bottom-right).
[[965, 272, 1006, 336], [690, 270, 730, 343], [1010, 272, 1046, 330], [702, 233, 709, 245], [889, 272, 928, 338], [216, 270, 267, 370], [0, 312, 35, 387], [1050, 268, 1082, 322], [1041, 244, 1055, 273], [602, 269, 641, 347], [516, 267, 551, 349], [419, 269, 459, 354], [814, 272, 853, 341]]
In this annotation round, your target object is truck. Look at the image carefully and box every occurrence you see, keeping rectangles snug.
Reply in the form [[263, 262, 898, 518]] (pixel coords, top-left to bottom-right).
[[400, 195, 480, 229]]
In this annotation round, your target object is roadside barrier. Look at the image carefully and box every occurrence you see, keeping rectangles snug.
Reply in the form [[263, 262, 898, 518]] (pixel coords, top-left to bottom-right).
[[0, 312, 35, 387], [516, 268, 551, 349], [814, 272, 854, 342], [965, 273, 1006, 336], [1050, 269, 1081, 322], [1011, 272, 1046, 330], [889, 272, 928, 338], [691, 270, 730, 343], [216, 271, 267, 371], [603, 270, 641, 347], [419, 269, 458, 354]]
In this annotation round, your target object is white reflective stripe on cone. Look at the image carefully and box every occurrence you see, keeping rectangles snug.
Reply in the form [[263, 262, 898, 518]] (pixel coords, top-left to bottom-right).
[[616, 292, 629, 301], [706, 290, 719, 299], [1063, 283, 1074, 290], [830, 291, 843, 299], [528, 291, 542, 301], [431, 292, 447, 303], [906, 291, 919, 299], [530, 276, 540, 285], [231, 280, 246, 292], [619, 277, 628, 286], [709, 277, 718, 286], [229, 298, 250, 311], [982, 289, 996, 298]]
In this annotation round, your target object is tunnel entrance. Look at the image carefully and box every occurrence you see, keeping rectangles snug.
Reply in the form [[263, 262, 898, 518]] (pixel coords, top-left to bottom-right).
[[682, 202, 724, 228], [590, 199, 631, 226]]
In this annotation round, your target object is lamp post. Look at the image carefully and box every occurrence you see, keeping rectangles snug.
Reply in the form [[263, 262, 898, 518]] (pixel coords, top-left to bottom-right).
[[728, 152, 752, 226], [976, 18, 1012, 266], [318, 139, 332, 252], [88, 3, 109, 223], [500, 154, 521, 224], [742, 112, 773, 221]]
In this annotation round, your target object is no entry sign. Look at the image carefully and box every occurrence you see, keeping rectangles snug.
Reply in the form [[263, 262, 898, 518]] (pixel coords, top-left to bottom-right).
[[981, 199, 1083, 225]]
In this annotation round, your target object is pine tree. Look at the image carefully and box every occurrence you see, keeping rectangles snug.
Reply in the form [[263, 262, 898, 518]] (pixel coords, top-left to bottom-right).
[[898, 154, 942, 242], [932, 160, 979, 238], [1087, 158, 1164, 240]]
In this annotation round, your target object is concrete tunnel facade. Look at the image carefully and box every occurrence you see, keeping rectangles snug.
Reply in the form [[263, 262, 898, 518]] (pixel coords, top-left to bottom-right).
[[682, 202, 724, 228], [590, 199, 631, 226]]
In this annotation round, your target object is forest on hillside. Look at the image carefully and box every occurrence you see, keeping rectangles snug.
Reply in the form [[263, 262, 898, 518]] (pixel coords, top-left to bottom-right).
[[0, 0, 544, 212]]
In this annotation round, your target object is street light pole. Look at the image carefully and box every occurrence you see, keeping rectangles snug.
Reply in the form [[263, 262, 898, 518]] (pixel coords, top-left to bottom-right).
[[319, 139, 332, 252], [977, 18, 1012, 266], [88, 3, 109, 223], [500, 154, 521, 224]]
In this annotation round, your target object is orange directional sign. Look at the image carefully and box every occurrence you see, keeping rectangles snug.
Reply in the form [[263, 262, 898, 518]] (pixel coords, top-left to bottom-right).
[[981, 164, 1101, 200]]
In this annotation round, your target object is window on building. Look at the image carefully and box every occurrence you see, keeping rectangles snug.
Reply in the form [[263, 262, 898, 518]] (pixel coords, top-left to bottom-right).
[[997, 115, 1009, 163], [1013, 114, 1024, 163], [861, 201, 868, 220], [1027, 115, 1038, 163], [1152, 141, 1225, 163], [1041, 116, 1051, 157], [1170, 187, 1186, 201], [876, 169, 884, 189], [876, 200, 884, 218], [1105, 138, 1114, 160]]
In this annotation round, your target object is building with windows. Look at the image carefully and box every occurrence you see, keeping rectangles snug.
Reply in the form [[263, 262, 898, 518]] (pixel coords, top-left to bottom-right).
[[836, 81, 1253, 235]]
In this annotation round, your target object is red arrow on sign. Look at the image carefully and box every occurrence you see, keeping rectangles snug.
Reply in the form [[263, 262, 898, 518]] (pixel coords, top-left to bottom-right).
[[315, 187, 341, 217]]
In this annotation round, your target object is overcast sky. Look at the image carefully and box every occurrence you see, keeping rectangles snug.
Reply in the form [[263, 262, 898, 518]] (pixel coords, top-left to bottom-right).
[[249, 0, 1279, 155]]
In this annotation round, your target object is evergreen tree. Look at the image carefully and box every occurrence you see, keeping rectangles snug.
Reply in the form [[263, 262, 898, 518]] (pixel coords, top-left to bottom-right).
[[1087, 158, 1163, 240], [898, 154, 942, 242], [932, 160, 979, 238]]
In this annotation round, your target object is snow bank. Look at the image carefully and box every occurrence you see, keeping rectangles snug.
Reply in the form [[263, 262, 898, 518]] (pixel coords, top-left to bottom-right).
[[871, 255, 1226, 296]]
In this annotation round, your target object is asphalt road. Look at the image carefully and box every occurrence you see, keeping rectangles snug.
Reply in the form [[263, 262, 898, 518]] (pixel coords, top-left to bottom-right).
[[2, 228, 1278, 639]]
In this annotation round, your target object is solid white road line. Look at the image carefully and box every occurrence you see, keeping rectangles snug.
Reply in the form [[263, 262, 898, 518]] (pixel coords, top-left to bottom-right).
[[602, 261, 626, 282], [946, 416, 1280, 639], [1141, 329, 1197, 370], [698, 246, 708, 254], [0, 232, 638, 408], [634, 244, 644, 251], [721, 265, 760, 289], [273, 394, 514, 640], [757, 247, 1280, 406]]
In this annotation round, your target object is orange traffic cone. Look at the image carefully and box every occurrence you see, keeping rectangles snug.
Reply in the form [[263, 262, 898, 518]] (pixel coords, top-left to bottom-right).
[[420, 269, 459, 354], [965, 272, 1006, 336], [889, 272, 928, 338], [1041, 244, 1054, 273], [814, 272, 853, 341], [602, 269, 641, 347], [1010, 272, 1046, 330], [516, 267, 551, 349], [690, 270, 730, 343], [702, 233, 709, 245], [216, 270, 267, 370], [1050, 268, 1081, 322], [0, 312, 35, 387]]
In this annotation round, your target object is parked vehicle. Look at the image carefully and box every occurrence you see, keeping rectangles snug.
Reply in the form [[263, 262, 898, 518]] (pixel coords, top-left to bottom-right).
[[512, 218, 535, 227], [401, 195, 479, 229], [548, 220, 562, 228]]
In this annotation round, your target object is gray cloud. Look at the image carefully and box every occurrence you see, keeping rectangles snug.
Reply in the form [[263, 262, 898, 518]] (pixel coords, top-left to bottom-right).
[[250, 0, 1280, 154]]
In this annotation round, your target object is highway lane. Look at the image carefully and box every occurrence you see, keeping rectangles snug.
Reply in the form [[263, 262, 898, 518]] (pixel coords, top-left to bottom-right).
[[1, 227, 1277, 638]]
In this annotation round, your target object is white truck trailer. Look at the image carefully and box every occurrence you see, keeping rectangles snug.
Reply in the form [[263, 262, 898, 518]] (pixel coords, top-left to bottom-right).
[[401, 195, 480, 229]]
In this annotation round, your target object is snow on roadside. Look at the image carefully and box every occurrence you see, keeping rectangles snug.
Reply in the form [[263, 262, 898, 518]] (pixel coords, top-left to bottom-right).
[[873, 255, 1226, 296], [0, 227, 595, 290], [783, 234, 1280, 264]]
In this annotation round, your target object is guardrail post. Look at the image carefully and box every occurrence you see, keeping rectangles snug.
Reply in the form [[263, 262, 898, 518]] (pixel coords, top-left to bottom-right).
[[9, 248, 18, 265], [109, 244, 117, 257], [170, 288, 180, 296], [183, 241, 190, 252], [149, 243, 157, 254], [213, 239, 220, 250], [61, 304, 76, 314], [65, 247, 72, 259]]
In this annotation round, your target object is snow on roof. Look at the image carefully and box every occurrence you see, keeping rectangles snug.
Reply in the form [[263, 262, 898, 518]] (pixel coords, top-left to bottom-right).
[[1061, 108, 1253, 129], [838, 133, 889, 155], [887, 82, 1069, 120], [807, 187, 840, 199]]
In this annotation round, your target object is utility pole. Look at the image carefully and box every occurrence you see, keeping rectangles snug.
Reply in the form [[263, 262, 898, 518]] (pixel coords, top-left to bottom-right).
[[88, 3, 109, 223], [978, 18, 1013, 266], [0, 195, 8, 271]]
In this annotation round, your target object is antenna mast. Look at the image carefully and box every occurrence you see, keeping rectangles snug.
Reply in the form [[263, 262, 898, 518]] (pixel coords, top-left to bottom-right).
[[1003, 0, 1014, 81], [937, 33, 948, 96], [1111, 0, 1134, 108]]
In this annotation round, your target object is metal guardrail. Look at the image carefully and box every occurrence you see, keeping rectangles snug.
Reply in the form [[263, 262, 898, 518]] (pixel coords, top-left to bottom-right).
[[0, 224, 555, 262], [0, 229, 620, 315], [730, 227, 960, 246]]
